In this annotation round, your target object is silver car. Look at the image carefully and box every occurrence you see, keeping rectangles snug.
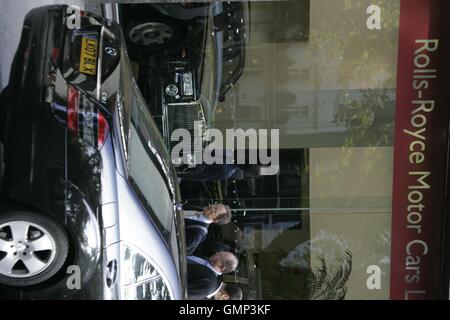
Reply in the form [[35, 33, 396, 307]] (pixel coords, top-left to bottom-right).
[[0, 5, 186, 299]]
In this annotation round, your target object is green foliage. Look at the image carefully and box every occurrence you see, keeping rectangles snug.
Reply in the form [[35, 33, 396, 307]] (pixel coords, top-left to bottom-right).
[[334, 89, 394, 147]]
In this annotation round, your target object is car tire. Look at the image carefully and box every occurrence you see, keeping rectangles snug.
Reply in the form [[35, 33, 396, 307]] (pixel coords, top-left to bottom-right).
[[0, 211, 69, 287]]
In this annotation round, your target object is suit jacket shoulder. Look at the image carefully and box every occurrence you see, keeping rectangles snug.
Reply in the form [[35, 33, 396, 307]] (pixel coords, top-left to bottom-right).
[[185, 219, 209, 255], [187, 260, 222, 300]]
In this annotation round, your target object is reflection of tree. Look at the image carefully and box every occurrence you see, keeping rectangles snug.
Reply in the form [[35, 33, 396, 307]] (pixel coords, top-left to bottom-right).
[[258, 223, 353, 299], [305, 250, 352, 300], [334, 89, 394, 147], [257, 222, 307, 299], [68, 138, 102, 207], [306, 0, 400, 87]]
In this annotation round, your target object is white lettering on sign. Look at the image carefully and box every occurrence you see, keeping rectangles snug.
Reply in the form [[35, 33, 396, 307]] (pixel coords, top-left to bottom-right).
[[402, 39, 439, 290]]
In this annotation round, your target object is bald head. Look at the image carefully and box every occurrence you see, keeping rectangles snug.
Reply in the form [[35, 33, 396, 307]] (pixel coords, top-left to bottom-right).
[[214, 283, 243, 300], [204, 204, 232, 224], [209, 251, 239, 274]]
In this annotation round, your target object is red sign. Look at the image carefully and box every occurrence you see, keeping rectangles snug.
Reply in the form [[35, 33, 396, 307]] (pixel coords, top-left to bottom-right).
[[390, 0, 450, 299]]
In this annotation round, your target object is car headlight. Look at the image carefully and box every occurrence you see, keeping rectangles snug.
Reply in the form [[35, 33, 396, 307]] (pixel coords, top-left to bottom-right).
[[120, 243, 173, 300]]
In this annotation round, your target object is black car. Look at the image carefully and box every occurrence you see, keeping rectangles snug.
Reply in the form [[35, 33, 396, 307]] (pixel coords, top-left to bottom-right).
[[119, 2, 249, 169], [0, 5, 186, 299]]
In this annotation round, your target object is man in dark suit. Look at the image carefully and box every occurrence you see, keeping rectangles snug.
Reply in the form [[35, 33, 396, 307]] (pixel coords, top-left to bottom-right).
[[184, 203, 232, 255], [187, 251, 239, 300]]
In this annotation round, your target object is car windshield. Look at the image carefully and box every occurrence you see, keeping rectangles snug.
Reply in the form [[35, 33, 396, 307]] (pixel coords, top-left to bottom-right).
[[118, 50, 185, 288], [200, 1, 247, 124], [199, 3, 221, 124], [128, 100, 174, 236]]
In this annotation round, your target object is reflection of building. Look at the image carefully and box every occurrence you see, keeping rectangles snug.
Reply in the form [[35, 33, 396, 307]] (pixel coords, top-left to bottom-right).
[[183, 0, 402, 300], [224, 82, 396, 148], [215, 0, 399, 148]]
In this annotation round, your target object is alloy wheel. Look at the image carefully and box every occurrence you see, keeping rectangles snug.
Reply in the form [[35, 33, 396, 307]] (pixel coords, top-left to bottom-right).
[[0, 221, 57, 278]]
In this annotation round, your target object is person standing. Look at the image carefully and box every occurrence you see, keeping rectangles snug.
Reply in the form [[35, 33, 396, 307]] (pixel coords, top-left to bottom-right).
[[186, 251, 239, 300], [184, 204, 232, 255]]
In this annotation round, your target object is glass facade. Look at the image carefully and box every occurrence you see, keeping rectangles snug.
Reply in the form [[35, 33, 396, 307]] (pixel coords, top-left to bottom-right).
[[158, 0, 450, 299], [0, 0, 448, 302]]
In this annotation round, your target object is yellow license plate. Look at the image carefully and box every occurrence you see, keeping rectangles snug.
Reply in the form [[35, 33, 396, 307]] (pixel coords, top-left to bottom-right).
[[79, 37, 98, 76]]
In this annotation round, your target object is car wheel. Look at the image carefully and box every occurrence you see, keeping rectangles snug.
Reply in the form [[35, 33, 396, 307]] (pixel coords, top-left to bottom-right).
[[125, 18, 183, 56], [0, 211, 69, 286]]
